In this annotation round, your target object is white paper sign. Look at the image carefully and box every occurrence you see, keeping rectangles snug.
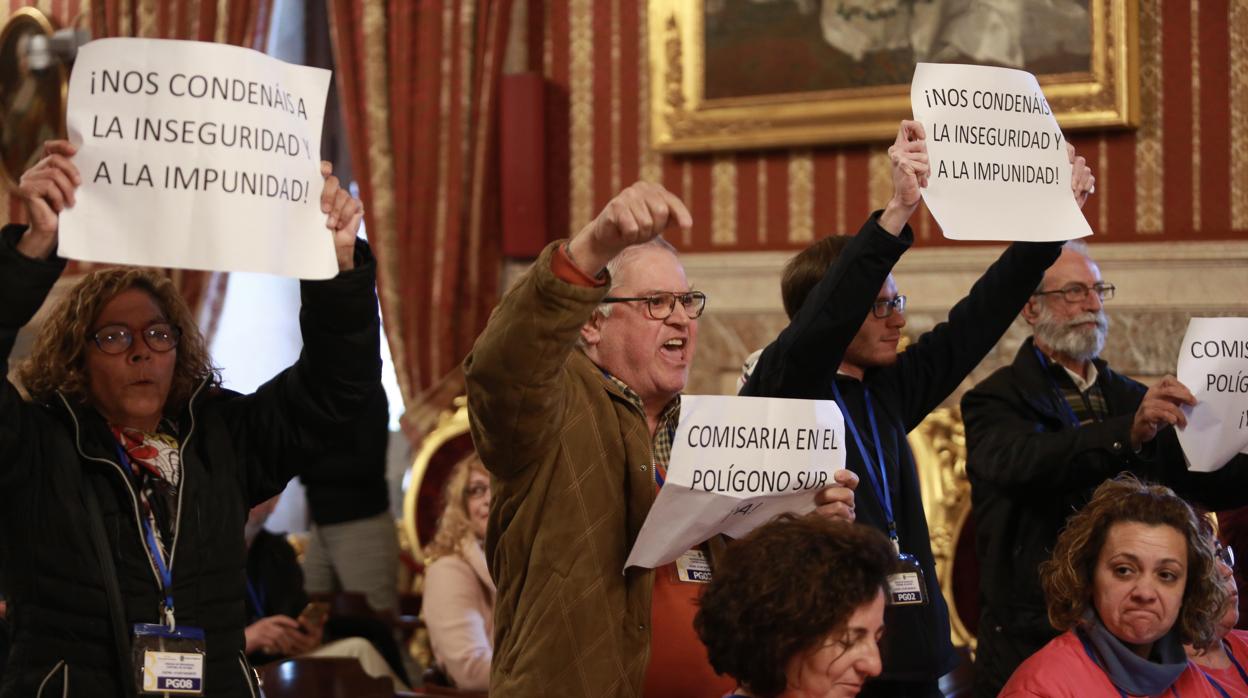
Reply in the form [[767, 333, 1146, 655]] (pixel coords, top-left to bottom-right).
[[1176, 318, 1248, 472], [624, 395, 845, 570], [60, 38, 336, 279], [910, 62, 1092, 242]]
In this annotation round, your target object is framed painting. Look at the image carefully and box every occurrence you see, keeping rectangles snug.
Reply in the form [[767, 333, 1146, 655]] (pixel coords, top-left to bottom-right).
[[649, 0, 1138, 152]]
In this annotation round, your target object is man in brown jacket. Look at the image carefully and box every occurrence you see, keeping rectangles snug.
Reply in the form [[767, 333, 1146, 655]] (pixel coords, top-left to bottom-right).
[[465, 182, 856, 697]]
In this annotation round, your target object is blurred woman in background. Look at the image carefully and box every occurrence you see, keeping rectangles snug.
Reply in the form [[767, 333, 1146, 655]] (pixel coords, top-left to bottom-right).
[[422, 452, 495, 690]]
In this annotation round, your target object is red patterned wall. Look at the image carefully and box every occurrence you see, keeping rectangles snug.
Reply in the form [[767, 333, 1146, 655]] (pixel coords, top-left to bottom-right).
[[526, 0, 1247, 251]]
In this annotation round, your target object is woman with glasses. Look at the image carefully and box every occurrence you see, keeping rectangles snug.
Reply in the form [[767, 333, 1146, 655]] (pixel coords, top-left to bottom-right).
[[421, 452, 496, 691], [0, 141, 378, 697], [1186, 527, 1248, 696]]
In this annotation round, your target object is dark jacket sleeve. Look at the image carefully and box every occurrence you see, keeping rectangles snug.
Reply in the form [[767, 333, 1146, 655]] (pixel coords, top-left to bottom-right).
[[1153, 437, 1248, 511], [962, 373, 1141, 493], [224, 239, 383, 505], [0, 225, 66, 491], [740, 214, 912, 399], [463, 240, 609, 480], [880, 241, 1063, 430]]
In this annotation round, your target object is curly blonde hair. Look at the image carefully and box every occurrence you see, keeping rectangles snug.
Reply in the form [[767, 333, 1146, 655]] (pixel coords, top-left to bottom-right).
[[424, 452, 488, 563], [1040, 474, 1227, 650], [17, 268, 220, 413]]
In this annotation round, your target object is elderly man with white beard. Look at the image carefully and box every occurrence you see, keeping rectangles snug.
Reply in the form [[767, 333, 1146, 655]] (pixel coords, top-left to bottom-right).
[[961, 241, 1248, 698]]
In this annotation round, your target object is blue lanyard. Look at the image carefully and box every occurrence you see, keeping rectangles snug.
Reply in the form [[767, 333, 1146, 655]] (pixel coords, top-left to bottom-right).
[[1195, 639, 1248, 698], [830, 381, 896, 543], [1225, 640, 1248, 687], [244, 575, 266, 619], [114, 443, 177, 628], [1203, 671, 1232, 698]]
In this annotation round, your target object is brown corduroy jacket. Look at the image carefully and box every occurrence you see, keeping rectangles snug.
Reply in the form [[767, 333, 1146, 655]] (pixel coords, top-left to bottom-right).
[[464, 241, 661, 697]]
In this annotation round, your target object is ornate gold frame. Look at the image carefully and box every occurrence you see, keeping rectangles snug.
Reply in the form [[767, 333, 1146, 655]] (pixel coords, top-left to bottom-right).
[[0, 6, 67, 187], [400, 398, 470, 566], [909, 407, 976, 653], [648, 0, 1139, 152]]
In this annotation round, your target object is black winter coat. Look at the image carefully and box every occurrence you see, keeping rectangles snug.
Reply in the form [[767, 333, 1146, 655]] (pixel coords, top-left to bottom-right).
[[963, 337, 1248, 697], [0, 225, 381, 697], [742, 214, 1063, 683]]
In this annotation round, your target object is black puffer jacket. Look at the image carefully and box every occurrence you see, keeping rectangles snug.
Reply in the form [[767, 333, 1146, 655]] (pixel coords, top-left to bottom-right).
[[0, 225, 381, 697]]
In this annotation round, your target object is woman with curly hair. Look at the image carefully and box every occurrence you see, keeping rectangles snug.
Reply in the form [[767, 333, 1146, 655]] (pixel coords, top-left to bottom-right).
[[420, 452, 496, 690], [1001, 474, 1229, 697], [0, 141, 377, 697], [695, 514, 895, 698]]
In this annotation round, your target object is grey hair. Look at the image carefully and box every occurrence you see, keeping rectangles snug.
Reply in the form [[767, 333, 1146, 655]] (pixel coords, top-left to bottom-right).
[[577, 237, 680, 348], [596, 236, 680, 318], [1034, 239, 1094, 294]]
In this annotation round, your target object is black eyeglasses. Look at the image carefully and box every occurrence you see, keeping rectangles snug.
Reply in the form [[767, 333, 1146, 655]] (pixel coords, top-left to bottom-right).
[[1032, 282, 1115, 304], [601, 291, 707, 320], [1217, 543, 1236, 570], [871, 295, 906, 319], [89, 323, 182, 355]]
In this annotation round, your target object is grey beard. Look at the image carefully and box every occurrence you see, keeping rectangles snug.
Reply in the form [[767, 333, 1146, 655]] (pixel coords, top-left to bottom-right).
[[1034, 309, 1108, 363]]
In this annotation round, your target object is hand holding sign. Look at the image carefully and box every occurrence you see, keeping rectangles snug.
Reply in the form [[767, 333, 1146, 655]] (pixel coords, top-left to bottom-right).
[[59, 38, 334, 278], [910, 62, 1093, 242], [319, 161, 364, 272], [879, 120, 930, 235], [1068, 142, 1096, 210], [1130, 376, 1196, 451], [14, 141, 81, 260], [624, 395, 845, 570], [1176, 318, 1248, 471], [813, 469, 859, 523]]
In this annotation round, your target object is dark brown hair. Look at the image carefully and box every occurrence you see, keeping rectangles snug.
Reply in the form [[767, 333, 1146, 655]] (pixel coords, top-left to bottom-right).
[[695, 515, 895, 697], [781, 235, 851, 320], [1040, 474, 1226, 649]]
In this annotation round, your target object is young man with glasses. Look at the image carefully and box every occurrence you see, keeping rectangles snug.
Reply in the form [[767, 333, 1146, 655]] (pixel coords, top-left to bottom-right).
[[741, 121, 1096, 698], [963, 242, 1248, 698]]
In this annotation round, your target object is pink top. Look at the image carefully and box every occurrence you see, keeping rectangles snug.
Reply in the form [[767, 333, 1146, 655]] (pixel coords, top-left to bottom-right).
[[1002, 630, 1223, 697]]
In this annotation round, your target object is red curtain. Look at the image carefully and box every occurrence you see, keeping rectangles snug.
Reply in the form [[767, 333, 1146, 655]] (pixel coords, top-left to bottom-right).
[[327, 0, 511, 412]]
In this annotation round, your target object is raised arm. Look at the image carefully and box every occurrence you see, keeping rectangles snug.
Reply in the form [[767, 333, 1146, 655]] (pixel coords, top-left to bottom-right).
[[882, 145, 1094, 428], [0, 143, 77, 491], [740, 121, 925, 398], [226, 164, 381, 504], [464, 182, 691, 479]]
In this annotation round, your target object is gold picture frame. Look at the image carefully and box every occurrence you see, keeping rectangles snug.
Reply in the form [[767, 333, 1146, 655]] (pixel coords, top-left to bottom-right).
[[0, 7, 67, 187], [649, 0, 1139, 153]]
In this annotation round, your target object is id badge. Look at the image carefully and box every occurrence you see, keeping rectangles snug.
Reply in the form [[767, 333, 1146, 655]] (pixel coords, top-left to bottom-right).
[[132, 623, 206, 695], [886, 553, 928, 607], [675, 548, 712, 584]]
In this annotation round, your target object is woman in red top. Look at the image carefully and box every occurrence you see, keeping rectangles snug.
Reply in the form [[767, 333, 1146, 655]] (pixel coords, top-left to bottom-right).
[[1187, 539, 1248, 697], [1002, 475, 1229, 698]]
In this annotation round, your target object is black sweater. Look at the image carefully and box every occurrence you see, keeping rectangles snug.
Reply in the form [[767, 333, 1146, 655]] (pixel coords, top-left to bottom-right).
[[742, 214, 1063, 682], [300, 385, 390, 526], [0, 225, 381, 697]]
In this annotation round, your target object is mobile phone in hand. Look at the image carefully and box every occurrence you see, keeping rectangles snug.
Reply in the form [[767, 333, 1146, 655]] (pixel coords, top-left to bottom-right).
[[298, 601, 330, 629]]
